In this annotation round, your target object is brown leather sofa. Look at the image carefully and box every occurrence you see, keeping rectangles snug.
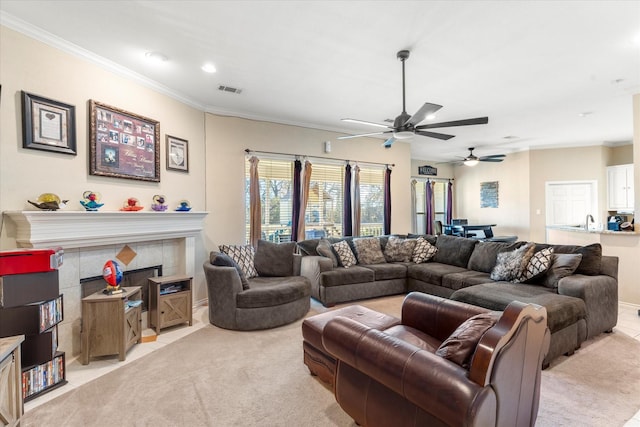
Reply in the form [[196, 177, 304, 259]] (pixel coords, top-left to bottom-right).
[[322, 292, 550, 427]]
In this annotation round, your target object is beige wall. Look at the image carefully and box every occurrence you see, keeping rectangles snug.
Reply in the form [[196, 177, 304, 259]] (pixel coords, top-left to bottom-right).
[[453, 150, 531, 240], [608, 144, 634, 166], [204, 114, 412, 248]]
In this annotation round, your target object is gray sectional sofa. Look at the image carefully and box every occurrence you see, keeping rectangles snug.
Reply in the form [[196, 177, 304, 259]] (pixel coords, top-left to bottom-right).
[[297, 234, 618, 366]]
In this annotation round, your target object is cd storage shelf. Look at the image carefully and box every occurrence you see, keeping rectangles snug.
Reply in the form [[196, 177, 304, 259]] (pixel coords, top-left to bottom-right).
[[0, 270, 66, 402]]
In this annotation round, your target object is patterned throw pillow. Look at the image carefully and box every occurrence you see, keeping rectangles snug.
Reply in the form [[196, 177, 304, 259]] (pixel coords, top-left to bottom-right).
[[353, 237, 386, 264], [331, 240, 357, 268], [412, 236, 438, 263], [384, 237, 417, 262], [515, 247, 554, 283], [219, 244, 258, 278], [490, 243, 534, 281]]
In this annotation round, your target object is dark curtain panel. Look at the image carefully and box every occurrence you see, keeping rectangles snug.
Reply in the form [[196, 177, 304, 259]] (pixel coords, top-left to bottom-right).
[[291, 160, 302, 241], [446, 181, 453, 224], [425, 181, 434, 235], [383, 167, 392, 235], [343, 163, 352, 236]]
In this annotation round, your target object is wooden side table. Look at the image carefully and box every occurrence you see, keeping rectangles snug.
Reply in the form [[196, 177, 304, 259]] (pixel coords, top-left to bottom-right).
[[148, 276, 192, 335], [81, 286, 142, 365], [0, 335, 24, 427]]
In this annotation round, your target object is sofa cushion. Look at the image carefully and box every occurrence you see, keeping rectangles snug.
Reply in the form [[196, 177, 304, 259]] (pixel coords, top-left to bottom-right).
[[360, 263, 408, 281], [236, 276, 310, 308], [490, 243, 534, 281], [412, 237, 438, 263], [317, 238, 339, 267], [297, 239, 320, 256], [254, 239, 296, 277], [384, 236, 417, 262], [537, 243, 602, 276], [432, 235, 478, 268], [320, 266, 375, 287], [450, 282, 586, 333], [516, 247, 554, 283], [435, 311, 500, 369], [219, 244, 258, 279], [353, 237, 386, 265], [211, 252, 250, 290], [332, 240, 357, 268], [407, 262, 468, 287], [467, 241, 524, 273], [541, 253, 583, 289], [441, 270, 493, 291]]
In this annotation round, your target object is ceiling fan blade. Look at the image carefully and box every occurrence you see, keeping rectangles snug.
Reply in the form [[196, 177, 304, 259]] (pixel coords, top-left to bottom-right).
[[404, 102, 443, 127], [479, 158, 504, 162], [480, 154, 506, 159], [416, 116, 489, 130], [415, 130, 455, 141], [341, 118, 391, 129], [337, 131, 388, 140]]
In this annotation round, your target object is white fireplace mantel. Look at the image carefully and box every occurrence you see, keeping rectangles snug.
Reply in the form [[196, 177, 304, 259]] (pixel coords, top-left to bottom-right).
[[4, 210, 208, 249]]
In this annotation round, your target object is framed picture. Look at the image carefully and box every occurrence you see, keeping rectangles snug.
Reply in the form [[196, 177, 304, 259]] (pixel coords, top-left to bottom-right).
[[21, 91, 77, 155], [166, 135, 189, 172], [89, 100, 160, 182]]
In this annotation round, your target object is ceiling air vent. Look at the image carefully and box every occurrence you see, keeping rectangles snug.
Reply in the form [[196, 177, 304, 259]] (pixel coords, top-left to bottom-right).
[[218, 85, 242, 94]]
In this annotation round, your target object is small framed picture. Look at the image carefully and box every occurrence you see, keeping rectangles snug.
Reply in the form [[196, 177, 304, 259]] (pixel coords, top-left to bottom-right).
[[21, 91, 77, 155], [166, 135, 189, 172]]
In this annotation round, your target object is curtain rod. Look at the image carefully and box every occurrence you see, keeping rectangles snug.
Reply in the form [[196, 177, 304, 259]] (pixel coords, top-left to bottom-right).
[[411, 176, 454, 182], [244, 149, 395, 168]]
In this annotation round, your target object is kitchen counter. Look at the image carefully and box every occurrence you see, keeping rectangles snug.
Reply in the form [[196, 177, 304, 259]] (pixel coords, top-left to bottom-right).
[[546, 225, 638, 236]]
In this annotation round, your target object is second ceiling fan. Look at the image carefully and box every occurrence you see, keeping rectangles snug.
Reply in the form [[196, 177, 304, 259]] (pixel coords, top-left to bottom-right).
[[338, 50, 489, 148]]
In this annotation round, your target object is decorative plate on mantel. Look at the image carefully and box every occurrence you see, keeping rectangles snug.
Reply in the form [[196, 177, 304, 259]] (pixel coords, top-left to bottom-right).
[[120, 197, 144, 211]]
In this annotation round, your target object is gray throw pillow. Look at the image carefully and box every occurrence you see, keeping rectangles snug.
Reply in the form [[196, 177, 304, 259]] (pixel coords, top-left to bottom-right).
[[212, 252, 250, 290], [253, 239, 296, 277], [317, 238, 339, 267], [353, 237, 386, 264], [490, 243, 534, 281], [541, 253, 583, 289], [467, 241, 523, 273]]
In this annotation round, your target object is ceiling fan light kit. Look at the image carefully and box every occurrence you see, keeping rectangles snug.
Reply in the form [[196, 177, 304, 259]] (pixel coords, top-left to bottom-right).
[[338, 49, 489, 148], [461, 147, 505, 167]]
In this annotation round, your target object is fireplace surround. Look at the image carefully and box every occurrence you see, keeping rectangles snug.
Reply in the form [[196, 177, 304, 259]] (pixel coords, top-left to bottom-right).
[[4, 210, 207, 356]]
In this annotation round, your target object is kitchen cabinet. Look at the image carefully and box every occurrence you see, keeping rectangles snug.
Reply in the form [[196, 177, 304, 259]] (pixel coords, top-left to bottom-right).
[[607, 164, 634, 212]]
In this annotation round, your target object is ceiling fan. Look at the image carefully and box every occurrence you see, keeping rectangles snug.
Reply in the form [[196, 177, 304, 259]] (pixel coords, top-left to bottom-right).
[[337, 50, 489, 148], [458, 147, 506, 166]]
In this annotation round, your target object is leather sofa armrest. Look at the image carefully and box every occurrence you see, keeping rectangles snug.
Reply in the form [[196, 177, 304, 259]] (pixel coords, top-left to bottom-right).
[[323, 316, 496, 426], [401, 292, 490, 342], [558, 274, 618, 338]]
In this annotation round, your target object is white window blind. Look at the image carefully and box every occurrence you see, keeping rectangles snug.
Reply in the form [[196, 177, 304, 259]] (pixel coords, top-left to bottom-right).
[[307, 164, 344, 238], [358, 167, 385, 236]]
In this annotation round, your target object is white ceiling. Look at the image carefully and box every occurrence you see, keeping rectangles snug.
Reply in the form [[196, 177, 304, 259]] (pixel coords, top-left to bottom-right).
[[2, 1, 639, 162]]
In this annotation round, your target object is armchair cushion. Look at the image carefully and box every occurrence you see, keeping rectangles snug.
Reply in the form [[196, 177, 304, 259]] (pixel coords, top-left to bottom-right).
[[435, 311, 500, 368], [211, 252, 249, 290], [219, 244, 258, 278], [253, 239, 296, 277]]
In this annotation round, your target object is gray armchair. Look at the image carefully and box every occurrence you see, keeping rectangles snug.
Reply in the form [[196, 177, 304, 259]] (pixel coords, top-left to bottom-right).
[[203, 241, 311, 330]]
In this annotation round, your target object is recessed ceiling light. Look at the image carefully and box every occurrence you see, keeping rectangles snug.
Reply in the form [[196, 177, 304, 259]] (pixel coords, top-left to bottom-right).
[[201, 63, 216, 73], [144, 51, 168, 63], [578, 112, 593, 117]]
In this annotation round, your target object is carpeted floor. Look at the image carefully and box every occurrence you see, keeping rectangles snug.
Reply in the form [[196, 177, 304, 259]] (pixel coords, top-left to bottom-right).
[[21, 296, 640, 426]]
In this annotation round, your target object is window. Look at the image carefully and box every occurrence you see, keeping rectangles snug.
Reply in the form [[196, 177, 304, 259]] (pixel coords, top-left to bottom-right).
[[358, 166, 385, 237], [245, 158, 293, 243], [307, 164, 344, 238], [245, 157, 387, 242]]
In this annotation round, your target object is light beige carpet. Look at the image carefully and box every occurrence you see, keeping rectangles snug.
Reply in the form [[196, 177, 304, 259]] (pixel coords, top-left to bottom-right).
[[22, 296, 640, 426]]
